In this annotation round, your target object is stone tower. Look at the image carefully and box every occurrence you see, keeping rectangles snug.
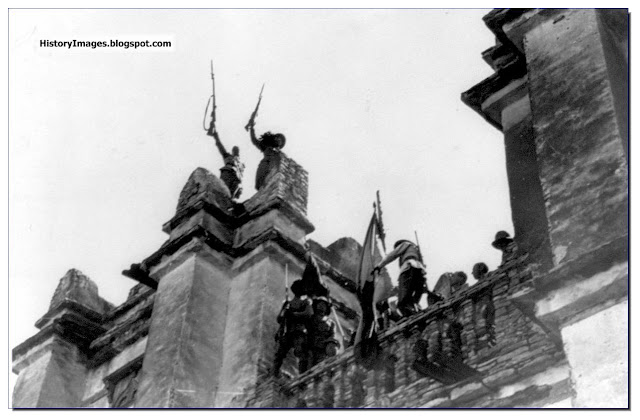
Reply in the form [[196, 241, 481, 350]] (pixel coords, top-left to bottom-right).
[[12, 152, 361, 408], [462, 8, 628, 407], [12, 8, 628, 409]]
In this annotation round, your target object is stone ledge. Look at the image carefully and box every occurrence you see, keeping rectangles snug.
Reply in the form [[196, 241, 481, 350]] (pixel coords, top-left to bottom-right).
[[13, 312, 106, 364]]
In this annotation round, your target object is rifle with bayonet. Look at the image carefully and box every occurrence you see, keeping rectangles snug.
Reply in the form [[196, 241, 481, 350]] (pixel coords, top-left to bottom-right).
[[375, 190, 387, 252], [203, 60, 217, 135], [245, 84, 265, 131]]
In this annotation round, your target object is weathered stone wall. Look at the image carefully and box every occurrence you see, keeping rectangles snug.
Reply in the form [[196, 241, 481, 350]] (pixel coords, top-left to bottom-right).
[[523, 9, 628, 266], [462, 8, 628, 408], [253, 254, 571, 408]]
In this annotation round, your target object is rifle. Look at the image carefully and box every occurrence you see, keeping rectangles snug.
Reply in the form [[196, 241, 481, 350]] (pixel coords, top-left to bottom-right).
[[203, 60, 216, 135], [375, 190, 387, 252], [244, 83, 265, 131]]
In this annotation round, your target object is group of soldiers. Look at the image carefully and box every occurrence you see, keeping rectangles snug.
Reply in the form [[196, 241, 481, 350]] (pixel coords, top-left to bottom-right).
[[204, 74, 286, 201], [273, 230, 519, 376], [200, 71, 522, 376], [208, 122, 285, 201], [273, 250, 340, 377]]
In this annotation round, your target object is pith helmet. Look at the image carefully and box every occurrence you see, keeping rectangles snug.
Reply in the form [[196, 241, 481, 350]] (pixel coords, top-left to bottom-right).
[[492, 231, 514, 249], [394, 239, 413, 249]]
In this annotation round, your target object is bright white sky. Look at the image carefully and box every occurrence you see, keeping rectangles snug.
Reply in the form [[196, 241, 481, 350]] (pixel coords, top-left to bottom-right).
[[9, 8, 512, 375]]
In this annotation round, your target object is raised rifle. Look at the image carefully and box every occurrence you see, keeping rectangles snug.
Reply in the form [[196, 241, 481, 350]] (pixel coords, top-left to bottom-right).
[[375, 190, 387, 252], [203, 60, 216, 135], [244, 83, 265, 131], [414, 231, 423, 263]]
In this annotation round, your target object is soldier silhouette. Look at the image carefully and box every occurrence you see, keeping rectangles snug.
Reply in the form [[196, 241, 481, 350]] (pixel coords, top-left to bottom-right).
[[248, 123, 286, 190], [273, 279, 313, 377], [208, 127, 244, 200], [373, 240, 442, 317], [309, 297, 339, 366]]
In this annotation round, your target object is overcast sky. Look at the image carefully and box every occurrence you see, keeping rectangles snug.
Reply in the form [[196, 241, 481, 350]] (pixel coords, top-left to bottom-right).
[[9, 9, 511, 365]]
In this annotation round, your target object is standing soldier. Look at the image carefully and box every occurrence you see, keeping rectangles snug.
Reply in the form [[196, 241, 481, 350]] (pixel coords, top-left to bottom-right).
[[372, 240, 442, 317], [209, 128, 245, 199], [202, 63, 244, 200], [244, 84, 286, 191], [492, 231, 519, 265], [472, 262, 489, 281], [308, 297, 339, 366], [273, 280, 313, 377], [248, 125, 286, 190]]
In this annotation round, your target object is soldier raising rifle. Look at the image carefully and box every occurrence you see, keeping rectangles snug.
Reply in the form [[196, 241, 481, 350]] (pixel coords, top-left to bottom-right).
[[203, 61, 245, 200], [245, 84, 287, 190]]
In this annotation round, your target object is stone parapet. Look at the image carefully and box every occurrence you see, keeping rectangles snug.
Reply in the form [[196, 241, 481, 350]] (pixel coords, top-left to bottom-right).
[[258, 254, 569, 408]]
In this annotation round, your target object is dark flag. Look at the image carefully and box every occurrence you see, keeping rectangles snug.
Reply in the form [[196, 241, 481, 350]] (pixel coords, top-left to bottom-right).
[[354, 212, 393, 366]]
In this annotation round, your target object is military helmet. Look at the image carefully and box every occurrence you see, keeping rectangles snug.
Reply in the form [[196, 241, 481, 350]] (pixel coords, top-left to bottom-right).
[[393, 239, 413, 249], [492, 231, 514, 249]]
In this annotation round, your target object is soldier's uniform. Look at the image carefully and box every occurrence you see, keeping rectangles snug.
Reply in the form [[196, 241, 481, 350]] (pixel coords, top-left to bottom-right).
[[309, 297, 339, 366], [219, 154, 244, 199], [374, 240, 438, 317], [273, 282, 313, 376], [250, 128, 286, 190], [211, 130, 244, 199], [492, 231, 519, 265]]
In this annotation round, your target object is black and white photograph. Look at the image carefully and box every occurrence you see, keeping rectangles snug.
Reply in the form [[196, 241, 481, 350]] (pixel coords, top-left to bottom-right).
[[7, 4, 629, 409]]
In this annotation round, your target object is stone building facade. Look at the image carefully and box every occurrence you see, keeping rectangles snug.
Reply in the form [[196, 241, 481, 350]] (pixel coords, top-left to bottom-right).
[[12, 8, 628, 408]]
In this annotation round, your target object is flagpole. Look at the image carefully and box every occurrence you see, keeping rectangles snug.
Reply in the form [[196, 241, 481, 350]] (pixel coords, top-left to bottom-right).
[[331, 306, 347, 348]]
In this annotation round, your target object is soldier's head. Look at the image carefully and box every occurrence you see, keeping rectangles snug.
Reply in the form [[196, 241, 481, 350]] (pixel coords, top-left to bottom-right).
[[452, 271, 467, 285], [232, 146, 240, 156], [260, 132, 286, 149], [472, 262, 488, 280], [312, 296, 331, 316], [290, 280, 306, 297], [491, 231, 514, 251]]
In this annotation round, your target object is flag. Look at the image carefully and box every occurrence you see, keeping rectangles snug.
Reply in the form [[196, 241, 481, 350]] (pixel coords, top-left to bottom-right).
[[353, 211, 393, 365]]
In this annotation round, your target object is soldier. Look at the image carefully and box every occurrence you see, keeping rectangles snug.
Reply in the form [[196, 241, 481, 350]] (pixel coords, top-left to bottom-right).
[[472, 262, 489, 281], [372, 240, 442, 317], [309, 297, 340, 366], [248, 123, 286, 190], [433, 271, 468, 301], [209, 128, 245, 199], [492, 231, 519, 265], [273, 279, 313, 377]]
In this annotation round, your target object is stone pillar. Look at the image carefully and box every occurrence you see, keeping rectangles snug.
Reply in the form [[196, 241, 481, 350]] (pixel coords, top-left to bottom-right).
[[464, 8, 629, 408], [560, 300, 628, 408], [12, 269, 111, 407], [135, 156, 314, 408], [216, 153, 313, 406], [520, 9, 628, 265], [513, 10, 628, 407], [134, 169, 236, 408]]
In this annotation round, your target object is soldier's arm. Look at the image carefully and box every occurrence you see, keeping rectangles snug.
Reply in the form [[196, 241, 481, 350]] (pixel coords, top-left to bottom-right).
[[276, 301, 289, 323], [249, 125, 262, 151], [376, 242, 409, 270], [212, 131, 230, 157]]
